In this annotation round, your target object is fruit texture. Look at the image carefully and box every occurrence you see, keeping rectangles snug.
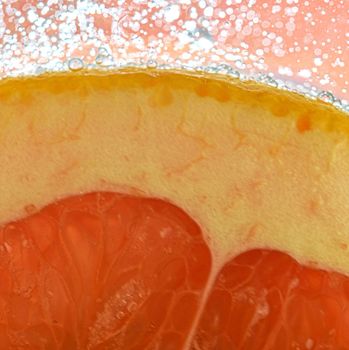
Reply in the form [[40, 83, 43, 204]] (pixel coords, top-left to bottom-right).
[[0, 69, 349, 349]]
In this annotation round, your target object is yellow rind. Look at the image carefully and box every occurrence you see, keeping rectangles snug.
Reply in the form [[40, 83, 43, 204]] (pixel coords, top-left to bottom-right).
[[1, 69, 349, 273]]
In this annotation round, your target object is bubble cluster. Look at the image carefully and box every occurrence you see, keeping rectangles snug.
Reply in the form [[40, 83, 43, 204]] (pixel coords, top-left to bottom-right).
[[0, 0, 348, 109]]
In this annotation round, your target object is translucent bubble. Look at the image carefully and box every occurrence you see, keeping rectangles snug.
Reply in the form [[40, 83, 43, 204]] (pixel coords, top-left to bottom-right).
[[258, 74, 278, 88], [216, 63, 233, 74], [333, 99, 343, 109], [205, 65, 219, 73], [98, 47, 109, 56], [234, 59, 246, 70], [68, 58, 84, 71], [317, 91, 335, 104], [163, 4, 181, 23], [157, 63, 170, 70], [146, 59, 158, 68], [53, 62, 66, 71], [229, 70, 241, 79], [95, 54, 114, 67], [35, 66, 46, 75], [198, 16, 211, 28]]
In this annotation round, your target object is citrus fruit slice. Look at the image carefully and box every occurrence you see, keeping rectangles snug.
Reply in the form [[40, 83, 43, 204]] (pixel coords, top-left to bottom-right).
[[0, 69, 349, 349]]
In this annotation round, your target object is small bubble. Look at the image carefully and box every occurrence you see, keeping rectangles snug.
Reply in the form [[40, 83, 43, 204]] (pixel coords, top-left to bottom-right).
[[257, 57, 265, 65], [198, 16, 210, 28], [98, 47, 109, 56], [53, 62, 65, 71], [95, 55, 105, 65], [205, 65, 218, 73], [68, 58, 84, 71], [234, 59, 246, 70], [163, 4, 181, 23], [229, 70, 241, 78], [96, 53, 114, 66], [333, 99, 343, 109], [146, 59, 158, 68], [212, 64, 240, 79], [216, 63, 232, 74], [193, 34, 214, 50], [35, 66, 46, 75], [258, 74, 278, 88], [317, 91, 335, 104], [157, 63, 169, 70]]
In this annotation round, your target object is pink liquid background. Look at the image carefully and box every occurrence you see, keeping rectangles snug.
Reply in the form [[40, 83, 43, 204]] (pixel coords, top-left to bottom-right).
[[0, 1, 348, 102]]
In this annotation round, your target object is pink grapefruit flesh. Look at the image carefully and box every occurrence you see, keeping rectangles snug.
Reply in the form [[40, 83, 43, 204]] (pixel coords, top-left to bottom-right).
[[1, 69, 349, 348], [0, 193, 348, 349]]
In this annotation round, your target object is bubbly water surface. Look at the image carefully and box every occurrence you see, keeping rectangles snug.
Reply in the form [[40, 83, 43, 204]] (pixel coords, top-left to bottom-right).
[[0, 0, 348, 112]]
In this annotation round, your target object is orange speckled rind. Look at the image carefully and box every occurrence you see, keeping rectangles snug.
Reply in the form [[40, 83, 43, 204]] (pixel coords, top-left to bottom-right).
[[0, 68, 346, 135]]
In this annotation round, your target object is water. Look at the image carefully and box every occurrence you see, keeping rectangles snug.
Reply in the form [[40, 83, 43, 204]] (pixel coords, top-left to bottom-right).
[[68, 58, 84, 71], [0, 1, 348, 112], [317, 91, 335, 104]]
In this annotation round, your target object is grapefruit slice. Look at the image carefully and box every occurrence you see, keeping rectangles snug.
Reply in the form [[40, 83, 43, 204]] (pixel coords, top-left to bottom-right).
[[0, 69, 349, 349]]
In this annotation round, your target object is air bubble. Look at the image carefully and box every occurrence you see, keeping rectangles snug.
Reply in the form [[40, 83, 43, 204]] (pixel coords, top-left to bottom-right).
[[163, 4, 181, 23], [215, 64, 241, 78], [95, 55, 104, 65], [157, 63, 170, 70], [333, 99, 343, 109], [146, 59, 158, 68], [53, 62, 65, 71], [317, 91, 335, 104], [95, 54, 114, 67], [205, 65, 219, 73], [258, 74, 278, 88], [35, 66, 46, 75], [216, 63, 232, 74], [231, 71, 241, 78], [95, 47, 113, 66], [68, 58, 84, 71], [234, 59, 246, 70], [198, 16, 211, 28]]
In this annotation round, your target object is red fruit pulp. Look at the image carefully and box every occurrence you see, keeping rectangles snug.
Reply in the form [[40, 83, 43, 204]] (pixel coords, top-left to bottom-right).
[[0, 192, 348, 349]]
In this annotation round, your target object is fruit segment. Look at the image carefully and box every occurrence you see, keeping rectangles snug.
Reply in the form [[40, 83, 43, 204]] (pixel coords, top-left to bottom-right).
[[0, 193, 211, 349], [1, 193, 349, 349], [194, 249, 349, 350]]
